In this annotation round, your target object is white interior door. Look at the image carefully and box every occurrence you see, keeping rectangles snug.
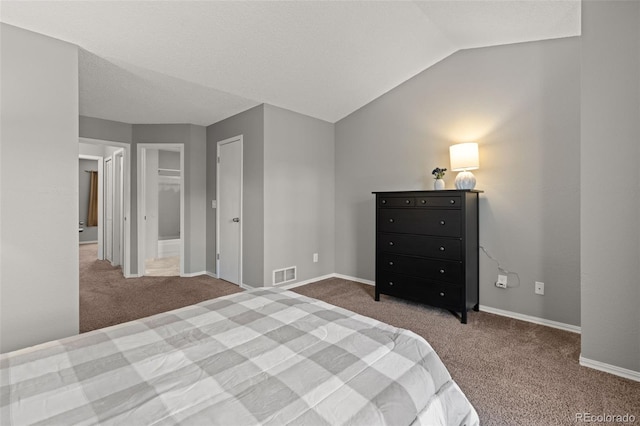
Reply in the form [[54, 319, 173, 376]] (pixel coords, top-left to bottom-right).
[[217, 136, 243, 285], [118, 153, 124, 266], [104, 158, 113, 263], [113, 151, 124, 266]]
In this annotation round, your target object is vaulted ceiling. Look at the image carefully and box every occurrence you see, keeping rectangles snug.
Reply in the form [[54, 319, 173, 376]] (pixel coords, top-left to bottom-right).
[[1, 1, 581, 125]]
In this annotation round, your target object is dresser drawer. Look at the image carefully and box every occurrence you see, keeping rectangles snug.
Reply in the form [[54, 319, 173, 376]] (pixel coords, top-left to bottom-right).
[[377, 272, 462, 308], [374, 190, 481, 323], [378, 233, 461, 260], [379, 253, 462, 284], [378, 196, 415, 207], [378, 209, 461, 237], [416, 196, 461, 208]]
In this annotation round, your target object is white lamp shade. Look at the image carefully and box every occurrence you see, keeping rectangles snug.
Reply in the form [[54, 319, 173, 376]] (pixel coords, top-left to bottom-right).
[[449, 143, 479, 171]]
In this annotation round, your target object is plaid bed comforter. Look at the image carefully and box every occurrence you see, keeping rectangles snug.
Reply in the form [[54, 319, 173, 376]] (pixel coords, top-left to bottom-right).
[[1, 288, 478, 425]]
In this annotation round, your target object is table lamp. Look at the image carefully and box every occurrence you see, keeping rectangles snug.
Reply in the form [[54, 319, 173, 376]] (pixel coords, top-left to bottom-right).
[[449, 142, 479, 190]]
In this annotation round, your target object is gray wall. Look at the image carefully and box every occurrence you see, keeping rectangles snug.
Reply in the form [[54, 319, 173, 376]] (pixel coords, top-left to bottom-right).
[[133, 124, 207, 274], [158, 150, 181, 240], [158, 183, 181, 239], [580, 1, 640, 373], [206, 105, 265, 286], [159, 150, 180, 170], [263, 105, 335, 285], [335, 37, 581, 326], [79, 142, 107, 157], [1, 24, 79, 352], [79, 159, 99, 242], [80, 115, 132, 144]]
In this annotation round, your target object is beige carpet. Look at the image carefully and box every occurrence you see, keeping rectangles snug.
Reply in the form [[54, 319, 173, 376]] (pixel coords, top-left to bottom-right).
[[293, 278, 640, 426], [80, 244, 242, 332], [80, 244, 640, 425]]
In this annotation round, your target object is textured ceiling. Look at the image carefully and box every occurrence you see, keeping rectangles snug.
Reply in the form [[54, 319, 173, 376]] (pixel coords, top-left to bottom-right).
[[0, 1, 581, 125]]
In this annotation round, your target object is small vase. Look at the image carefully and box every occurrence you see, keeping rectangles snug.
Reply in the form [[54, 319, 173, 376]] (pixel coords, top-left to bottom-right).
[[434, 178, 445, 190]]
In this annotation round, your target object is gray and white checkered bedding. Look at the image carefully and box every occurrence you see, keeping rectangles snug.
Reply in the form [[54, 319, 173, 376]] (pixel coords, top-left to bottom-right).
[[1, 288, 478, 425]]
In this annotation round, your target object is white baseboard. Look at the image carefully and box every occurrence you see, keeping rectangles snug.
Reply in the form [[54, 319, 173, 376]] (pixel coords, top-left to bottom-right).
[[312, 279, 581, 335], [276, 273, 375, 290], [329, 280, 582, 337], [210, 273, 372, 292], [332, 273, 375, 286], [480, 305, 581, 334], [579, 356, 640, 382], [279, 273, 336, 290], [181, 271, 207, 278], [126, 266, 585, 339], [79, 240, 98, 245], [202, 271, 244, 287]]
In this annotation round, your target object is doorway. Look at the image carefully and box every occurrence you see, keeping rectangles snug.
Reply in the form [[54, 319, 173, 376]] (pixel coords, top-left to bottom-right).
[[216, 136, 243, 285], [137, 144, 185, 277], [79, 138, 131, 277], [79, 155, 103, 258]]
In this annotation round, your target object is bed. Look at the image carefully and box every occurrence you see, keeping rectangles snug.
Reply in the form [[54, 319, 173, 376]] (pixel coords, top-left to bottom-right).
[[1, 288, 478, 425]]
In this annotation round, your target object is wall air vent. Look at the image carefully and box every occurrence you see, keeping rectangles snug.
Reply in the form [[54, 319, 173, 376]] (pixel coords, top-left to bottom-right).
[[273, 266, 296, 285]]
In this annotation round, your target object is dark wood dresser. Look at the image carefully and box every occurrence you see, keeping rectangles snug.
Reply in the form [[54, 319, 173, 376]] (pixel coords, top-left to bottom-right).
[[373, 190, 482, 323]]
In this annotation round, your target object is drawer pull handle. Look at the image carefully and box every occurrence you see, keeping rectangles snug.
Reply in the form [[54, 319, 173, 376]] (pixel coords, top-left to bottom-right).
[[389, 261, 394, 266], [439, 292, 445, 297], [388, 241, 394, 246], [405, 199, 411, 204], [389, 281, 394, 286], [421, 199, 426, 204], [439, 246, 445, 251], [439, 269, 445, 274], [381, 199, 387, 204], [450, 199, 456, 204], [389, 219, 394, 223], [440, 220, 446, 225]]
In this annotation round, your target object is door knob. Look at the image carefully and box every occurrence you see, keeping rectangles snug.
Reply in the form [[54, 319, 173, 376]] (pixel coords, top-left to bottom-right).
[[232, 217, 240, 222]]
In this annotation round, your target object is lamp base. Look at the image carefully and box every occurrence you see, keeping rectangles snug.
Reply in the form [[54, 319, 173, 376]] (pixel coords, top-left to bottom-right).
[[455, 171, 476, 190]]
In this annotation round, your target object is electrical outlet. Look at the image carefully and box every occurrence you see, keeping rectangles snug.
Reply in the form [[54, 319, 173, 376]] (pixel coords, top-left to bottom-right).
[[535, 281, 544, 295], [313, 253, 318, 263], [495, 274, 508, 289]]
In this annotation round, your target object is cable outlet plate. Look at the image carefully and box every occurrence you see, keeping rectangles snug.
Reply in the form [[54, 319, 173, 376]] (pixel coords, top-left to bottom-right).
[[496, 274, 508, 289], [535, 281, 544, 295]]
